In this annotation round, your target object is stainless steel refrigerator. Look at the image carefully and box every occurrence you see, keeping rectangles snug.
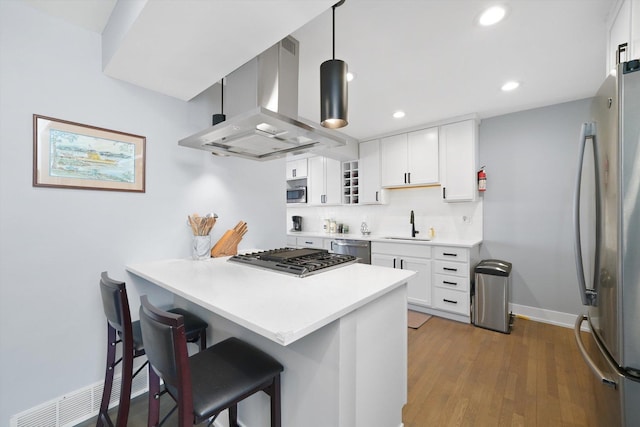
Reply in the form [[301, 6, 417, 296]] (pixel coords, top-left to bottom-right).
[[573, 59, 640, 426]]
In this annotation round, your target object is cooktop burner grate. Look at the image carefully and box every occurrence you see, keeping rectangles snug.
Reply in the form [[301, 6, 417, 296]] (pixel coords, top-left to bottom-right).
[[228, 248, 358, 277]]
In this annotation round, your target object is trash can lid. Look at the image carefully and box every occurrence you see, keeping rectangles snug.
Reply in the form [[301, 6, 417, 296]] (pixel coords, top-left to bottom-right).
[[475, 259, 512, 276]]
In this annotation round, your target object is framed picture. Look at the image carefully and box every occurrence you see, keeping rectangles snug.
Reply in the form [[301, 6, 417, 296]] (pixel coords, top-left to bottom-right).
[[33, 114, 146, 192]]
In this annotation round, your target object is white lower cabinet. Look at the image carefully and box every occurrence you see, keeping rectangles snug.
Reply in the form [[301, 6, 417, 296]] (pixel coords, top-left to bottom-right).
[[371, 243, 432, 307], [372, 241, 479, 323]]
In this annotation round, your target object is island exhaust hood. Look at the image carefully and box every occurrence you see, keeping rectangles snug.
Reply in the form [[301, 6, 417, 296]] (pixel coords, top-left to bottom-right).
[[179, 36, 357, 161]]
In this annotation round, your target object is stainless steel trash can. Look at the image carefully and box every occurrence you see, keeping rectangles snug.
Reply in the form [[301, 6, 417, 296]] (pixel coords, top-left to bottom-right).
[[473, 259, 513, 333]]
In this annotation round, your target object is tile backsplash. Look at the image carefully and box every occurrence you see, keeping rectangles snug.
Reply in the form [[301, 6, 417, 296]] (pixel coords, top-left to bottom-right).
[[287, 186, 483, 240]]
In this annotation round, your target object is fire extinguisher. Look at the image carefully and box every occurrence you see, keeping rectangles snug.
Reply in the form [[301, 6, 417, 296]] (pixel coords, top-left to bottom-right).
[[477, 167, 487, 192]]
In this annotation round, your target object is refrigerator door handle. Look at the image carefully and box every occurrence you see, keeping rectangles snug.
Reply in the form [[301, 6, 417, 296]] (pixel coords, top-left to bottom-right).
[[574, 315, 617, 388], [573, 122, 601, 306]]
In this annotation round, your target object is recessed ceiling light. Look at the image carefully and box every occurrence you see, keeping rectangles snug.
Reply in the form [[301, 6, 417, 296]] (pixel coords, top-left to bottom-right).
[[393, 111, 405, 119], [346, 72, 355, 82], [501, 81, 520, 91], [479, 5, 506, 26]]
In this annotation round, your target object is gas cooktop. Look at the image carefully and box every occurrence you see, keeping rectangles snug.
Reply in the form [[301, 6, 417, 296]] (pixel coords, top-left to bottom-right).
[[228, 248, 357, 277]]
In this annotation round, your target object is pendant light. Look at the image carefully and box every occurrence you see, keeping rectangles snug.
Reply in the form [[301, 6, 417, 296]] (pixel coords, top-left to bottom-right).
[[320, 0, 348, 129]]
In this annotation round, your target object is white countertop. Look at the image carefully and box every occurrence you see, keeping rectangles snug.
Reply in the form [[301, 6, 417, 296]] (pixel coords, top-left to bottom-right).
[[288, 231, 482, 248], [126, 257, 415, 346]]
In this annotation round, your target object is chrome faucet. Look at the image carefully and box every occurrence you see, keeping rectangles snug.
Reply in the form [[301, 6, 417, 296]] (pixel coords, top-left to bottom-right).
[[410, 210, 419, 238]]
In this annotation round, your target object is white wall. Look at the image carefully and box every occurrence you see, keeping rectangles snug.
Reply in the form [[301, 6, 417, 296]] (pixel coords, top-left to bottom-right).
[[0, 2, 285, 424], [478, 98, 592, 317]]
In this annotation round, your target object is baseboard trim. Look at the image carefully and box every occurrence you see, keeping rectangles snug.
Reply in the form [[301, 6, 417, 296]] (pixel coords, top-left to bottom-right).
[[510, 303, 586, 330]]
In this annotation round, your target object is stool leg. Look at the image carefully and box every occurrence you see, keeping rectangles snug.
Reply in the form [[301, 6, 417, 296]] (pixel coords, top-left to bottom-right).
[[199, 329, 207, 351], [147, 366, 161, 427], [115, 330, 134, 427], [97, 324, 117, 427], [228, 404, 238, 427], [269, 375, 281, 427]]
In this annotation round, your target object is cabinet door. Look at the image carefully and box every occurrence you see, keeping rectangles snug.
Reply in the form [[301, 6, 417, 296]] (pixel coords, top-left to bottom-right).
[[440, 120, 477, 202], [380, 134, 407, 187], [608, 0, 632, 73], [402, 257, 432, 307], [372, 251, 432, 307], [372, 253, 396, 269], [324, 157, 342, 205], [407, 127, 439, 185], [359, 140, 381, 203], [286, 158, 307, 179], [307, 156, 325, 204]]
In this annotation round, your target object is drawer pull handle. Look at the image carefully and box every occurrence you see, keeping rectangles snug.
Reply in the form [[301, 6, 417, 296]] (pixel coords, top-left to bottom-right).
[[304, 241, 313, 244], [443, 281, 457, 286], [443, 299, 458, 304], [444, 267, 458, 272], [443, 252, 458, 257]]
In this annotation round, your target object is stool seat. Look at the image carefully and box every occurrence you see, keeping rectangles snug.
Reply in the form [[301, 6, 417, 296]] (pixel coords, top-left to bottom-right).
[[140, 296, 283, 426], [186, 337, 283, 420]]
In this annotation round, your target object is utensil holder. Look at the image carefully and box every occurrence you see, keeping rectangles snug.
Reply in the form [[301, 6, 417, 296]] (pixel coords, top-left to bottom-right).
[[192, 235, 211, 260]]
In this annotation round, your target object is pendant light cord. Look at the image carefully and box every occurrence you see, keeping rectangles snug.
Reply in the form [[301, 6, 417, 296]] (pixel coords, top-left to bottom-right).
[[332, 0, 345, 60], [221, 77, 224, 114]]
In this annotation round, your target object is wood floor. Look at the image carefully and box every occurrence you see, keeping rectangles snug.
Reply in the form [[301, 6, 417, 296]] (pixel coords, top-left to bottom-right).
[[80, 317, 599, 426], [404, 316, 600, 427]]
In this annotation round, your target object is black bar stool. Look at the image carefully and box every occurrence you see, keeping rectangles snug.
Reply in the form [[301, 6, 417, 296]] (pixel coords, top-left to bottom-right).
[[97, 272, 208, 427], [139, 295, 283, 427]]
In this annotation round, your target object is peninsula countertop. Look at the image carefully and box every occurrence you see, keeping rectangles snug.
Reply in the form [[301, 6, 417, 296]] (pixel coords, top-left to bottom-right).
[[126, 256, 415, 346]]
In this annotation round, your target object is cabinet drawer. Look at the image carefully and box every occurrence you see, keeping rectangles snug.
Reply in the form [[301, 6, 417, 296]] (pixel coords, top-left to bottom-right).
[[433, 260, 468, 278], [433, 246, 468, 262], [296, 237, 324, 249], [286, 236, 297, 247], [371, 242, 431, 258], [433, 287, 469, 315], [433, 273, 469, 292]]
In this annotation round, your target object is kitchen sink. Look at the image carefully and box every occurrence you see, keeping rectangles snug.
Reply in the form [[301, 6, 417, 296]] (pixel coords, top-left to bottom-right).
[[382, 236, 431, 242]]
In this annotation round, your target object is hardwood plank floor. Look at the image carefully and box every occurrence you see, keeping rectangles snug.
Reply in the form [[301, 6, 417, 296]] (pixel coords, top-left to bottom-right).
[[403, 316, 599, 427], [79, 316, 598, 426]]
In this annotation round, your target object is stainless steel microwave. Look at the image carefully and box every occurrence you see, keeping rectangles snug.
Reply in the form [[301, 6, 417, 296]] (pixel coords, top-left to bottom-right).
[[287, 187, 307, 203]]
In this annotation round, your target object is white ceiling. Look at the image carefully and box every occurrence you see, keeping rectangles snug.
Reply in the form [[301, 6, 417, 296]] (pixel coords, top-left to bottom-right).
[[23, 0, 616, 141]]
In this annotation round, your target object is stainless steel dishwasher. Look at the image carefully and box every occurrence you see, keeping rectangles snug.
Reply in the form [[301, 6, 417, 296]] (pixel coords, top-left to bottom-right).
[[330, 239, 371, 264]]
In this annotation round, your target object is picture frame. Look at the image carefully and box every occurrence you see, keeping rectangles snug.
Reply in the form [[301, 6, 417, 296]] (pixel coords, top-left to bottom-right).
[[33, 114, 146, 192]]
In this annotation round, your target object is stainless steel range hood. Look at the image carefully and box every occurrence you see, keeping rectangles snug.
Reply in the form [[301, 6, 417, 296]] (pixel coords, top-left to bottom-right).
[[179, 36, 358, 161]]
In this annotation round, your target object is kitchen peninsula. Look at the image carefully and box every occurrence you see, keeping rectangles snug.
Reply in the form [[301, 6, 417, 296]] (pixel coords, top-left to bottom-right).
[[127, 255, 415, 427]]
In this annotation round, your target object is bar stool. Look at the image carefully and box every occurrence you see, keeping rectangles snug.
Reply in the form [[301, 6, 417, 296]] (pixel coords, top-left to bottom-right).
[[97, 272, 208, 427], [139, 295, 283, 427]]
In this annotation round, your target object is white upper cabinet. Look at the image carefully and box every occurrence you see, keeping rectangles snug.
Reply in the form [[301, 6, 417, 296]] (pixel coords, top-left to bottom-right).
[[358, 140, 382, 204], [308, 156, 341, 205], [380, 127, 438, 188], [380, 134, 407, 187], [607, 0, 639, 74], [439, 120, 478, 202], [407, 128, 439, 185], [286, 158, 308, 180]]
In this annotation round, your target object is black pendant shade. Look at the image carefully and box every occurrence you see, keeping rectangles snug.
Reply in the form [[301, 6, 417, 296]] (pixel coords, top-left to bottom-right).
[[320, 0, 348, 129], [320, 59, 348, 128]]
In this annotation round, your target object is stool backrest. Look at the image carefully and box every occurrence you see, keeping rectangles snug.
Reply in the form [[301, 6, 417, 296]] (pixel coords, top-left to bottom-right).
[[99, 271, 131, 334], [139, 295, 194, 420]]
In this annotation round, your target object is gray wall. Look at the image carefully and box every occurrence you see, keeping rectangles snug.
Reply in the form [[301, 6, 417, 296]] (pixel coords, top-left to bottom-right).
[[0, 2, 285, 424], [479, 98, 592, 316]]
